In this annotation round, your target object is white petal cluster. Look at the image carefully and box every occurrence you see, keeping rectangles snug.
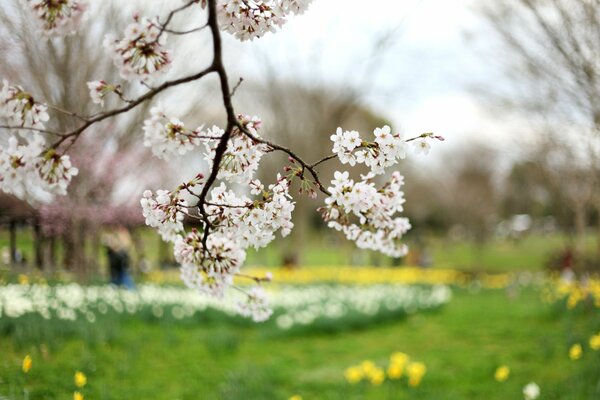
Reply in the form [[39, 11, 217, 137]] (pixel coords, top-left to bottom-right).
[[236, 286, 272, 322], [141, 171, 293, 321], [37, 150, 80, 196], [86, 80, 120, 107], [140, 189, 187, 242], [0, 136, 78, 203], [104, 15, 172, 81], [413, 139, 431, 155], [216, 0, 313, 41], [26, 0, 88, 36], [322, 171, 410, 257], [176, 230, 246, 298], [279, 0, 313, 14], [206, 176, 295, 249], [204, 115, 269, 184], [173, 176, 293, 319], [331, 125, 407, 175], [0, 80, 49, 129], [143, 105, 204, 160]]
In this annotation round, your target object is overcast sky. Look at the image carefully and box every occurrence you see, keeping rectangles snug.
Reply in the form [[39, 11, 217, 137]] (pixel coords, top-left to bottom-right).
[[217, 0, 523, 163]]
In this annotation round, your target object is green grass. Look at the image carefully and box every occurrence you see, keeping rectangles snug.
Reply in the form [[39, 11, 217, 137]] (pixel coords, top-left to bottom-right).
[[1, 288, 599, 399], [2, 226, 596, 273]]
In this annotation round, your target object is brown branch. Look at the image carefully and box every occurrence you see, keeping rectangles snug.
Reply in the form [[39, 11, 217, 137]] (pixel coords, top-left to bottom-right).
[[155, 0, 199, 42], [237, 124, 331, 196], [47, 104, 89, 122], [230, 77, 244, 97], [196, 0, 238, 249], [160, 24, 209, 35], [309, 154, 337, 168], [50, 65, 215, 149], [0, 125, 63, 136]]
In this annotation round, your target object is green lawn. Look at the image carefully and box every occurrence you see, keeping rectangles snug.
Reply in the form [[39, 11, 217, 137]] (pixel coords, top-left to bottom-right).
[[2, 288, 599, 399], [2, 225, 595, 274]]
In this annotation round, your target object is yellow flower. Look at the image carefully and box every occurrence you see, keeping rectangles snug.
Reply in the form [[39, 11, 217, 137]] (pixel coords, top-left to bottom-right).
[[73, 391, 84, 400], [494, 365, 510, 382], [390, 352, 410, 366], [344, 366, 363, 384], [369, 368, 385, 386], [569, 343, 582, 360], [18, 274, 29, 285], [406, 362, 426, 387], [360, 360, 376, 374], [74, 371, 87, 388], [590, 334, 600, 351], [22, 355, 32, 373], [387, 363, 404, 379]]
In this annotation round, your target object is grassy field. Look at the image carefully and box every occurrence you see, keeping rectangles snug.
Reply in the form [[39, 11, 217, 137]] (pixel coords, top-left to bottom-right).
[[1, 227, 596, 273], [1, 286, 599, 399]]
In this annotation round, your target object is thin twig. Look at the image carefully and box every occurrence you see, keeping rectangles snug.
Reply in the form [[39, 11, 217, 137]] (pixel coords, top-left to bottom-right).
[[0, 125, 63, 136], [230, 77, 244, 97], [160, 24, 209, 35]]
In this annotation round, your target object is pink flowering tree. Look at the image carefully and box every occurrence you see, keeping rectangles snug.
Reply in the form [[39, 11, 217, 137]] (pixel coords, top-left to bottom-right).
[[0, 0, 443, 321]]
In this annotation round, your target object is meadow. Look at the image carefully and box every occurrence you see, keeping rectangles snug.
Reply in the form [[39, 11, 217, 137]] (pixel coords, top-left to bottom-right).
[[1, 266, 599, 400], [1, 230, 600, 399]]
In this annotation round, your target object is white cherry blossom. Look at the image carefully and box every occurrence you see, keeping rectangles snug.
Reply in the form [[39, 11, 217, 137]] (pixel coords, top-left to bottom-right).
[[140, 189, 187, 242], [143, 105, 206, 160], [26, 0, 88, 36], [0, 80, 49, 129], [104, 15, 172, 81]]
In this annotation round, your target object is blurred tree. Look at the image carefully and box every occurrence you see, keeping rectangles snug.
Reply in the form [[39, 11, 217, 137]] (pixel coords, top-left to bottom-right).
[[0, 1, 174, 274], [445, 146, 499, 269], [475, 0, 600, 256]]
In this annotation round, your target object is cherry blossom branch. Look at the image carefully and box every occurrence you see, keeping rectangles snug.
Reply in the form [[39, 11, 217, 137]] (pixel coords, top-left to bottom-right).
[[0, 125, 63, 136], [50, 65, 216, 149], [237, 126, 332, 195], [195, 0, 237, 249], [46, 104, 89, 122], [155, 0, 200, 42], [159, 24, 209, 35]]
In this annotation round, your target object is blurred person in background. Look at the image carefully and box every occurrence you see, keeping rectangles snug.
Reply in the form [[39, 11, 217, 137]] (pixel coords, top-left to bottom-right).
[[103, 226, 135, 289]]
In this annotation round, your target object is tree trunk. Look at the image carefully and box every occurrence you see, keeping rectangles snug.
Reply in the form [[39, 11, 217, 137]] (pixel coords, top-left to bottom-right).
[[32, 220, 43, 270], [8, 219, 16, 265], [63, 230, 75, 270], [573, 201, 587, 260]]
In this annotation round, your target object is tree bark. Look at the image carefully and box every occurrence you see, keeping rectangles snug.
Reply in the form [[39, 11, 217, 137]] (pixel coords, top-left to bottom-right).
[[32, 220, 43, 269], [8, 219, 16, 265]]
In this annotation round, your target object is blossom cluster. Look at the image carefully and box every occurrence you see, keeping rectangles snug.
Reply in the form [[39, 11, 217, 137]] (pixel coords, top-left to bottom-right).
[[26, 0, 88, 36], [0, 81, 78, 203], [140, 110, 292, 320], [0, 136, 79, 202], [331, 126, 407, 174], [104, 15, 172, 81], [205, 177, 294, 249], [142, 105, 206, 160], [214, 0, 314, 41], [331, 126, 442, 175], [322, 170, 411, 257], [176, 229, 246, 298], [203, 115, 269, 184], [0, 80, 49, 129], [86, 80, 122, 107], [140, 188, 188, 242], [170, 175, 294, 319]]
